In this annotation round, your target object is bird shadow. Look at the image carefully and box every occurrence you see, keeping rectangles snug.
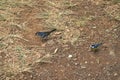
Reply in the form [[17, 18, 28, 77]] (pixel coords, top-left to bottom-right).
[[41, 36, 55, 42], [41, 38, 49, 42], [90, 49, 100, 54]]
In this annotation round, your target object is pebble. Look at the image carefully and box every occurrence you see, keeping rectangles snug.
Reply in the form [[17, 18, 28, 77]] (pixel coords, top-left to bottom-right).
[[92, 26, 97, 28], [114, 73, 118, 76], [68, 54, 73, 58], [106, 29, 110, 32], [85, 61, 88, 64], [75, 63, 78, 66], [88, 73, 91, 76]]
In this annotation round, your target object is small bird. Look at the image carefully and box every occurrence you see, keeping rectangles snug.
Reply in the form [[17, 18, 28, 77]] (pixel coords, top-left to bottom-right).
[[90, 43, 102, 52], [35, 29, 56, 39]]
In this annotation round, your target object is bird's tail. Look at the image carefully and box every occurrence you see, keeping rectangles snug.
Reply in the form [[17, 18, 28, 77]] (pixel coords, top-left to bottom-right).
[[99, 43, 103, 46], [49, 29, 56, 33]]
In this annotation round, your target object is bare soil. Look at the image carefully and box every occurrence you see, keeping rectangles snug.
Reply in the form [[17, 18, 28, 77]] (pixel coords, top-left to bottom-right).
[[0, 0, 120, 80]]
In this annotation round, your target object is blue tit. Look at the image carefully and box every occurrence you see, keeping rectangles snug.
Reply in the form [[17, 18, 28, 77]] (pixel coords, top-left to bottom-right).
[[90, 43, 102, 52]]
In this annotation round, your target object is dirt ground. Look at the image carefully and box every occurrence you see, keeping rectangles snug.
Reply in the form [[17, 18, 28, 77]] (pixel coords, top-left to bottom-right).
[[0, 0, 120, 80]]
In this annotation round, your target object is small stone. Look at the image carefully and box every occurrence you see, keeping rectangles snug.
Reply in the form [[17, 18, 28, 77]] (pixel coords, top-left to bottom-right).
[[106, 29, 110, 32], [92, 26, 97, 28], [114, 73, 118, 76], [88, 73, 91, 76], [75, 63, 78, 66], [68, 54, 72, 58], [113, 29, 117, 31], [85, 61, 88, 64]]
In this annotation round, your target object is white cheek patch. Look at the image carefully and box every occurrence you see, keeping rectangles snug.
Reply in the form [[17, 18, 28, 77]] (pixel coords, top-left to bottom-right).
[[90, 45, 95, 48]]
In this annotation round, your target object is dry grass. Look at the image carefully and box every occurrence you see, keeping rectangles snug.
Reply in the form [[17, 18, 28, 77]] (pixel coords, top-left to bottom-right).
[[105, 3, 120, 21], [1, 0, 85, 76], [0, 0, 35, 78], [36, 0, 93, 44]]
